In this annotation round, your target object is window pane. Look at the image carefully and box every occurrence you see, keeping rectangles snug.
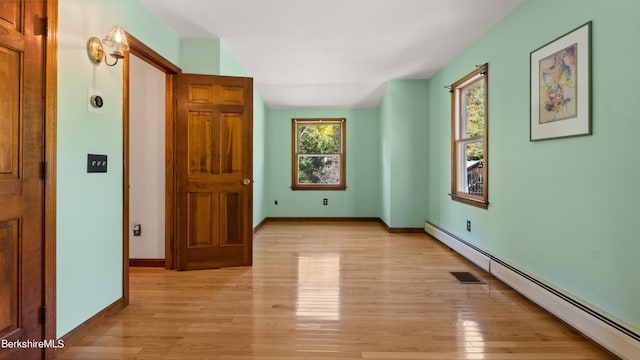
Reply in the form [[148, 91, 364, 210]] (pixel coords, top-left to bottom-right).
[[463, 82, 485, 138], [297, 124, 341, 154], [465, 141, 484, 195], [298, 155, 341, 185]]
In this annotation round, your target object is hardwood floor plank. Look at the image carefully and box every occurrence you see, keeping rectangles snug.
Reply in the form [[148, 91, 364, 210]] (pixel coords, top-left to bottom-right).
[[57, 221, 615, 359]]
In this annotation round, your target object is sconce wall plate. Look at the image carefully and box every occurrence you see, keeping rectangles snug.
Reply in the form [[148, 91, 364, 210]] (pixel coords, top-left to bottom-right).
[[87, 37, 104, 65]]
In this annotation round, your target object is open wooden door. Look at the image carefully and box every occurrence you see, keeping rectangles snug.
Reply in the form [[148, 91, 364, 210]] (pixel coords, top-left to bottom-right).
[[175, 74, 253, 270], [0, 0, 46, 359]]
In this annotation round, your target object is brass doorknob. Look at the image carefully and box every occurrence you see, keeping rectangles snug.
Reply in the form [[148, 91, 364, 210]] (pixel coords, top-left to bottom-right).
[[242, 178, 252, 185]]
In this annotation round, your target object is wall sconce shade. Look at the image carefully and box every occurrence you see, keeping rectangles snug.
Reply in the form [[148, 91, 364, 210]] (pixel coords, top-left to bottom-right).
[[87, 26, 129, 66]]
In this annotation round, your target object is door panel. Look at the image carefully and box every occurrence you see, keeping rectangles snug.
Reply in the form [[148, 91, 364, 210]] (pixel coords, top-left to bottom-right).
[[220, 192, 242, 245], [221, 113, 243, 174], [176, 74, 253, 270], [0, 47, 19, 177], [187, 192, 215, 248], [0, 2, 21, 30], [188, 111, 213, 174], [0, 0, 45, 359], [0, 219, 19, 334]]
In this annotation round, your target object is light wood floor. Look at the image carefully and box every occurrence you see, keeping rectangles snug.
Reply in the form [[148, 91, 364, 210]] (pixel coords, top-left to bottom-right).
[[58, 221, 615, 359]]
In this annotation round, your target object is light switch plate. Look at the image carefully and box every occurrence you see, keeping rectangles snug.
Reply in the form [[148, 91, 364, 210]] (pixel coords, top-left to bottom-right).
[[87, 154, 108, 173]]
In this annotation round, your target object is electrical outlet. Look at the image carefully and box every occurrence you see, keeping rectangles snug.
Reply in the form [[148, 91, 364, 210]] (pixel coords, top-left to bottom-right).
[[466, 220, 471, 232], [323, 198, 328, 205]]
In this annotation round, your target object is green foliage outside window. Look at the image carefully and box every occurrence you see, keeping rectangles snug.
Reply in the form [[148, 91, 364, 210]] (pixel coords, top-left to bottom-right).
[[297, 124, 342, 184], [464, 83, 485, 161]]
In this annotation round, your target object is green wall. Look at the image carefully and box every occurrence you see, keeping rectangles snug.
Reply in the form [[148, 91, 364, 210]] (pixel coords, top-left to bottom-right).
[[180, 38, 221, 74], [265, 109, 380, 218], [426, 0, 640, 330], [252, 96, 267, 226], [220, 42, 248, 77], [57, 0, 180, 336], [380, 86, 392, 224], [379, 80, 430, 228]]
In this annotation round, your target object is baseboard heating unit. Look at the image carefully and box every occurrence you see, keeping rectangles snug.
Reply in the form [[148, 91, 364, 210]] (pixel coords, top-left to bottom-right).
[[424, 221, 640, 360]]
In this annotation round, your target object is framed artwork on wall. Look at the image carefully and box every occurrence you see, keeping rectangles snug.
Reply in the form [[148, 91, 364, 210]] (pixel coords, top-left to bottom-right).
[[530, 21, 592, 141]]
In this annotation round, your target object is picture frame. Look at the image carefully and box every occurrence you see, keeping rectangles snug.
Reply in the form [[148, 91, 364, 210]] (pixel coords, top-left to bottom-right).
[[530, 21, 592, 141]]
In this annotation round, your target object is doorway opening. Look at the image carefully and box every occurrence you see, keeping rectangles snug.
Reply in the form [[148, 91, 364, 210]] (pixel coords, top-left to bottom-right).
[[128, 53, 167, 268], [122, 35, 180, 305], [122, 35, 254, 304]]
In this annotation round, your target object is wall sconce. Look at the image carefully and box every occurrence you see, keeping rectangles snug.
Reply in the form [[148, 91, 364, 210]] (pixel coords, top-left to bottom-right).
[[87, 26, 129, 66]]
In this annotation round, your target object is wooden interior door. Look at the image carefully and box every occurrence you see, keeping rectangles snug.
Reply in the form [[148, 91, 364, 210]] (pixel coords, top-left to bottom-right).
[[0, 0, 46, 359], [175, 74, 253, 270]]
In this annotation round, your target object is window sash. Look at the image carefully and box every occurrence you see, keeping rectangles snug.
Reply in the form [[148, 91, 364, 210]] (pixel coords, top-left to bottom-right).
[[456, 140, 484, 196], [292, 118, 346, 190], [297, 155, 341, 185], [461, 80, 485, 139], [297, 123, 343, 154]]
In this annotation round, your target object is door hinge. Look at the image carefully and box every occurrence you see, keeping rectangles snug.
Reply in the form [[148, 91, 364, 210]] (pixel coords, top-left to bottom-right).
[[40, 306, 47, 324], [41, 161, 48, 180], [42, 17, 49, 36]]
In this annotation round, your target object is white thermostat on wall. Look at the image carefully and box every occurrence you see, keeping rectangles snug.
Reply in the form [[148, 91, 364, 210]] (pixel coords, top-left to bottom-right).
[[88, 88, 103, 114]]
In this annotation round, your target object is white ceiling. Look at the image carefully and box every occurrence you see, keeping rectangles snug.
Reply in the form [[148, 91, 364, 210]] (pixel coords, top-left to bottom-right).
[[138, 0, 523, 109]]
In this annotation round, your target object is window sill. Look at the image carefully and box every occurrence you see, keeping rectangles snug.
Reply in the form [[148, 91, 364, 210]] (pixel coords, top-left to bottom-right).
[[449, 193, 489, 209], [292, 185, 346, 191]]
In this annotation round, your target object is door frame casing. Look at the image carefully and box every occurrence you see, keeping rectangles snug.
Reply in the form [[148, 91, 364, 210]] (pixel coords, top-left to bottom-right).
[[44, 0, 57, 358], [122, 35, 181, 305]]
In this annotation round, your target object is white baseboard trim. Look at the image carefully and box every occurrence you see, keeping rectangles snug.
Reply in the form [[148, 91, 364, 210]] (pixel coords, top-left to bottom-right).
[[425, 221, 640, 360], [424, 222, 491, 272]]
